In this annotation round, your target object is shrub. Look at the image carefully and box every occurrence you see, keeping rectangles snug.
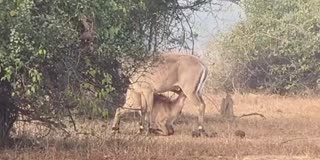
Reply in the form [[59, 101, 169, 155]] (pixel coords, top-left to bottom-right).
[[212, 0, 320, 94]]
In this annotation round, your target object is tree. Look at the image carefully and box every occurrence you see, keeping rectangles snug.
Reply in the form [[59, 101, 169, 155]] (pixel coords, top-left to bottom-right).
[[0, 0, 218, 146]]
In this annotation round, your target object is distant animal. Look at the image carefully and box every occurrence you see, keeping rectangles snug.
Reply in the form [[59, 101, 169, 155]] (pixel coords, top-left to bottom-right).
[[220, 93, 235, 119]]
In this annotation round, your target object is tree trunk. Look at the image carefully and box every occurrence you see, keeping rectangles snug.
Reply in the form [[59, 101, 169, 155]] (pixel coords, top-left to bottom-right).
[[0, 76, 17, 147]]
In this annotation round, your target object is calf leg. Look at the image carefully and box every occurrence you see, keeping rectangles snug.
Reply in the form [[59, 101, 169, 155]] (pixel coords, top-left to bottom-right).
[[167, 124, 174, 135], [154, 124, 169, 136]]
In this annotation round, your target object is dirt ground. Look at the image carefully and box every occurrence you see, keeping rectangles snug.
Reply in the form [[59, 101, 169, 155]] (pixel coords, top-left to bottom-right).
[[1, 93, 320, 160]]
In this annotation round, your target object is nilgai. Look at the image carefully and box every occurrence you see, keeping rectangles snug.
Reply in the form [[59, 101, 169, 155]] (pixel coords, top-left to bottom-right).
[[112, 53, 208, 136]]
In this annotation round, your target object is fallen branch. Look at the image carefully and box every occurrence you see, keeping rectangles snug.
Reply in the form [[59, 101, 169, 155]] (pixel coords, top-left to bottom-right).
[[279, 137, 320, 146], [238, 113, 266, 119]]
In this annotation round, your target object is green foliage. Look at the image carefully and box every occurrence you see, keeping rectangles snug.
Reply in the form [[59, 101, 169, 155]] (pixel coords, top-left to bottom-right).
[[0, 0, 149, 127], [216, 0, 320, 93], [0, 0, 211, 139]]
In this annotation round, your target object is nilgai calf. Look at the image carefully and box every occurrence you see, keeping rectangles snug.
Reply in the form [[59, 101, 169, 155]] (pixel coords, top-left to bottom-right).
[[112, 89, 186, 136], [150, 89, 186, 136]]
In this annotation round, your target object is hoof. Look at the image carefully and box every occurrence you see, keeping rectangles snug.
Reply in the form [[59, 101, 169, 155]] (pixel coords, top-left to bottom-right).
[[147, 128, 167, 136], [137, 130, 143, 135], [147, 128, 158, 134], [234, 130, 245, 138], [145, 128, 152, 136], [111, 130, 120, 136], [168, 131, 174, 136], [137, 127, 144, 134], [192, 129, 208, 138], [208, 131, 218, 138], [192, 130, 200, 137], [112, 126, 119, 130], [111, 127, 120, 134]]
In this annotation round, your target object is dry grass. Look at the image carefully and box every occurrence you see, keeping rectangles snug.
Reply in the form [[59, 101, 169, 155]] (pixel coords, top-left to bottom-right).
[[2, 93, 320, 160]]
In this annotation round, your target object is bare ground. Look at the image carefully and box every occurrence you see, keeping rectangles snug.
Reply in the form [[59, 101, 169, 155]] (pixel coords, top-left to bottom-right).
[[2, 93, 320, 160]]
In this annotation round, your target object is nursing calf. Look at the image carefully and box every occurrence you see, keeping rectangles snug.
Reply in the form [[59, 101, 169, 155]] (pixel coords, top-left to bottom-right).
[[150, 89, 186, 136], [112, 89, 186, 136]]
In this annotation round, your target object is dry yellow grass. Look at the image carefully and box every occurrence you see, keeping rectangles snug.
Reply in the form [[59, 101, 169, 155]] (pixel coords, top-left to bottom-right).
[[2, 93, 320, 160]]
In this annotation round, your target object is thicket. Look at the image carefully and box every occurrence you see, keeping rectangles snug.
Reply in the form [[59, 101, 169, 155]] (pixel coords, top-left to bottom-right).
[[211, 0, 320, 94], [0, 0, 214, 146]]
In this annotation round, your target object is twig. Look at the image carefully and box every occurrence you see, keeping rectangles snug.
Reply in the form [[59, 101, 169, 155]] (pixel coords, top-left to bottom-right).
[[279, 137, 308, 146], [279, 137, 320, 146], [180, 10, 195, 54], [37, 127, 52, 139], [67, 108, 78, 132], [238, 112, 266, 119], [76, 131, 90, 136]]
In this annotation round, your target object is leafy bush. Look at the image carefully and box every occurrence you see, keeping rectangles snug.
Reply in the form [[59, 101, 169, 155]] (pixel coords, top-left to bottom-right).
[[0, 0, 212, 145], [213, 0, 320, 94]]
